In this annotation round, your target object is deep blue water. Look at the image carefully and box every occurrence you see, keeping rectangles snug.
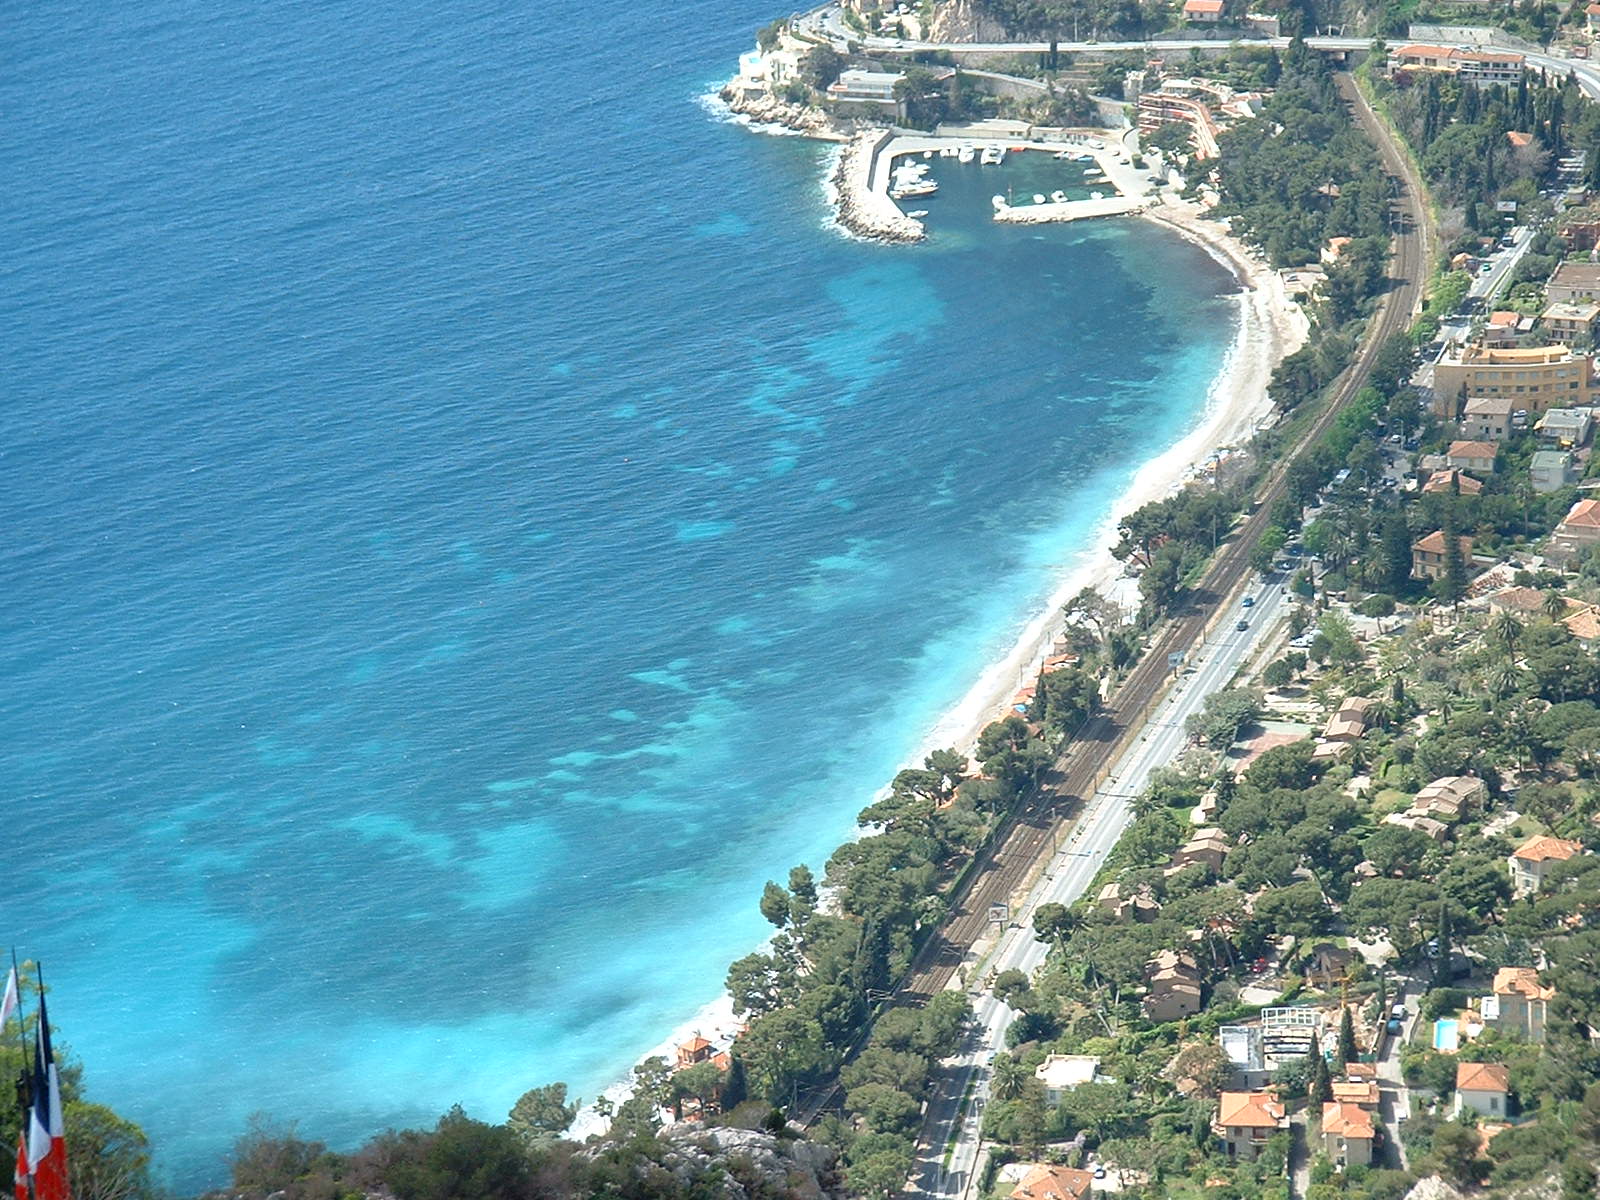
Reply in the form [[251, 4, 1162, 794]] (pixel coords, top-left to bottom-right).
[[1, 0, 1237, 1187]]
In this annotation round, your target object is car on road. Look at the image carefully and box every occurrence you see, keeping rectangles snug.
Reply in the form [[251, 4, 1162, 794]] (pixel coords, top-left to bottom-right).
[[1236, 619, 1249, 631], [1481, 262, 1494, 273], [1386, 1018, 1403, 1036], [1391, 1002, 1407, 1019], [1242, 595, 1255, 607]]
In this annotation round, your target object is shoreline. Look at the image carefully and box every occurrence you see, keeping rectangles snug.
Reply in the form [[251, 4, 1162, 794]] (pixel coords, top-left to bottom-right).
[[575, 112, 1307, 1136]]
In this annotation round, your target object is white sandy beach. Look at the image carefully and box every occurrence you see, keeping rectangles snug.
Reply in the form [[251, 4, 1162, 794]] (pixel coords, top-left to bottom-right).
[[574, 127, 1309, 1136]]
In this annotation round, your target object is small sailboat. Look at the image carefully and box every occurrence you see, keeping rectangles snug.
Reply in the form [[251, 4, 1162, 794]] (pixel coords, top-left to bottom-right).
[[1032, 193, 1046, 204], [958, 145, 975, 164], [1050, 190, 1068, 203]]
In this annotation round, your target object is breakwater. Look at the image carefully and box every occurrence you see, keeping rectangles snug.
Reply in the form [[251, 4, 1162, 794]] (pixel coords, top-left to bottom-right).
[[831, 132, 927, 244]]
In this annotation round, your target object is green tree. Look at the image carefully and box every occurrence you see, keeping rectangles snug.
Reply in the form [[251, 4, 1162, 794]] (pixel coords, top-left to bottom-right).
[[506, 1083, 576, 1141], [1432, 1120, 1488, 1189], [65, 1102, 153, 1200], [788, 863, 819, 907], [721, 1054, 748, 1113], [760, 880, 791, 928], [1338, 1007, 1358, 1068], [991, 1054, 1030, 1101]]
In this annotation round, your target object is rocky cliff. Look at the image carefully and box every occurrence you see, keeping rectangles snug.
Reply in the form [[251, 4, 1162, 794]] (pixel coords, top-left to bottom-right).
[[927, 0, 1011, 43]]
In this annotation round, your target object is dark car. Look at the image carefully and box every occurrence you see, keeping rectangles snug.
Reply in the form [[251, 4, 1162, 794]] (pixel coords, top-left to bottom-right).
[[1236, 619, 1249, 631], [1242, 595, 1256, 607]]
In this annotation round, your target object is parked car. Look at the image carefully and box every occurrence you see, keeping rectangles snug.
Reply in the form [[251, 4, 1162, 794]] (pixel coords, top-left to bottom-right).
[[1386, 1018, 1403, 1036], [1093, 1166, 1107, 1180], [1391, 1002, 1407, 1019]]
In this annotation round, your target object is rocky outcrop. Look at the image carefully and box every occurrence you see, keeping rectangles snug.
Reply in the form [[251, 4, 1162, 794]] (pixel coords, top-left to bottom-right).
[[586, 1124, 848, 1200], [719, 84, 842, 138], [928, 0, 1011, 43], [1403, 1178, 1467, 1200]]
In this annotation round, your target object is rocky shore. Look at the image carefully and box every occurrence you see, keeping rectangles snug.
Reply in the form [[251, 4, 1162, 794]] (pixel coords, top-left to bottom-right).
[[718, 84, 841, 139]]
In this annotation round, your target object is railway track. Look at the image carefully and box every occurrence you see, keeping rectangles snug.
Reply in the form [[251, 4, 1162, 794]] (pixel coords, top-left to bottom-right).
[[792, 72, 1430, 1129], [893, 74, 1429, 1006]]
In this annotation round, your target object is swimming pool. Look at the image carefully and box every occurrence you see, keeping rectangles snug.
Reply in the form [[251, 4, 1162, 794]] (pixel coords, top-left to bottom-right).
[[1434, 1018, 1460, 1051]]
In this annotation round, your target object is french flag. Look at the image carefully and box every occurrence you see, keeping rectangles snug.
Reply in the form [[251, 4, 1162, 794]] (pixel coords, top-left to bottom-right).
[[12, 1132, 27, 1200], [26, 995, 67, 1200]]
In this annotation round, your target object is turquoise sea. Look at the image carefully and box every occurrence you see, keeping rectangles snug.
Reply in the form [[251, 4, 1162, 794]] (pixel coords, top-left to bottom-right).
[[1, 0, 1238, 1187]]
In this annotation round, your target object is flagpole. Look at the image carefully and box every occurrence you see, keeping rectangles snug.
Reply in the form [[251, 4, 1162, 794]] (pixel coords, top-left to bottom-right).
[[9, 950, 34, 1200]]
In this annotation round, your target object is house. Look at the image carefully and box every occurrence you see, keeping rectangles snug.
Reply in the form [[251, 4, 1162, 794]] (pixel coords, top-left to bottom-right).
[[1531, 449, 1578, 494], [1483, 966, 1553, 1042], [1412, 530, 1473, 581], [1034, 1054, 1101, 1104], [1144, 949, 1204, 1022], [1431, 344, 1596, 419], [1321, 236, 1352, 266], [1220, 1024, 1265, 1074], [1489, 586, 1553, 616], [1544, 301, 1600, 345], [1423, 469, 1484, 495], [1214, 1091, 1289, 1160], [676, 1036, 715, 1069], [1537, 407, 1594, 447], [1460, 395, 1519, 440], [1548, 497, 1600, 565], [1323, 696, 1376, 743], [1183, 0, 1226, 21], [1168, 827, 1230, 875], [1388, 44, 1525, 86], [1547, 261, 1600, 305], [1454, 1062, 1511, 1118], [1332, 1079, 1381, 1110], [824, 70, 906, 117], [1482, 310, 1522, 348], [1447, 440, 1499, 473], [1508, 834, 1586, 896], [1011, 1164, 1094, 1200], [1413, 776, 1488, 821], [1382, 811, 1450, 840], [1305, 942, 1355, 988], [1564, 603, 1600, 643], [1589, 1, 1600, 33], [1321, 1101, 1376, 1168], [1345, 1062, 1377, 1082], [1096, 880, 1160, 921]]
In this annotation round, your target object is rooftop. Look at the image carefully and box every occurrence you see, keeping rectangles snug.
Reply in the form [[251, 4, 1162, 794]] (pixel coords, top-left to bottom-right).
[[1549, 261, 1600, 289], [1448, 440, 1499, 458], [1492, 966, 1554, 1000], [1413, 530, 1473, 555], [1544, 301, 1600, 322], [1424, 470, 1483, 495], [1563, 498, 1600, 529], [1456, 1061, 1511, 1092], [1322, 1100, 1375, 1139], [1012, 1164, 1094, 1200], [1512, 834, 1585, 862], [1218, 1090, 1287, 1129]]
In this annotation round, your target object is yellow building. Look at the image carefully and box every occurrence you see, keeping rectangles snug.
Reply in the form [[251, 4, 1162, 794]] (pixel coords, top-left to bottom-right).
[[1431, 344, 1595, 419]]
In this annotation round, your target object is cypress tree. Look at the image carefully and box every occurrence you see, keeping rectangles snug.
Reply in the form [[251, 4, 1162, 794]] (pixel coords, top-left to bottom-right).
[[1310, 1047, 1333, 1104], [721, 1055, 748, 1113], [1338, 1006, 1359, 1067]]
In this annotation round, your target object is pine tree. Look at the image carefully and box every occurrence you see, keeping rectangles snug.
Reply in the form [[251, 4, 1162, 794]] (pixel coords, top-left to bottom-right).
[[1440, 506, 1467, 608], [1434, 901, 1454, 989]]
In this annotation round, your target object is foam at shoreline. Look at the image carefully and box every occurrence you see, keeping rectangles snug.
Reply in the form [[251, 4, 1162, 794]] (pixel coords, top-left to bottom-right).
[[572, 182, 1306, 1131]]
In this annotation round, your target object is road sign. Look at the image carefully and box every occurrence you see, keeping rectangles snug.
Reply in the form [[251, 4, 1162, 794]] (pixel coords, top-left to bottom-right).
[[988, 903, 1009, 924]]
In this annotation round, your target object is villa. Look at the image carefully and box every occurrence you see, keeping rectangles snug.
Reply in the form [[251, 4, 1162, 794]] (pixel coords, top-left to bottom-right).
[[1454, 1061, 1511, 1118], [1509, 834, 1586, 897], [1214, 1091, 1289, 1160], [1321, 1101, 1375, 1168], [1482, 966, 1553, 1042]]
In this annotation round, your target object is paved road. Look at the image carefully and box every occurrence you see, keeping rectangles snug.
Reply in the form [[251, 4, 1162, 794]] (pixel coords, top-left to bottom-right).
[[1375, 980, 1418, 1169], [914, 577, 1292, 1197]]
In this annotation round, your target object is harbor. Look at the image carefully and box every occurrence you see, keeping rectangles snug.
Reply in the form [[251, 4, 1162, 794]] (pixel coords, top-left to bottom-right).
[[847, 124, 1166, 239]]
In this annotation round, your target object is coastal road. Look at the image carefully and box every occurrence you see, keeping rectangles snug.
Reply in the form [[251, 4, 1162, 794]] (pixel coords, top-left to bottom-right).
[[862, 70, 1430, 1194], [915, 575, 1292, 1199], [888, 68, 1427, 1014], [792, 3, 1600, 101]]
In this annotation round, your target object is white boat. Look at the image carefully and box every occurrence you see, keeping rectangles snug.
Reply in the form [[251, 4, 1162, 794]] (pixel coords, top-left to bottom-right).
[[991, 194, 1007, 209], [958, 145, 976, 164], [1050, 190, 1068, 203], [1090, 190, 1105, 199], [980, 145, 1005, 166], [1053, 150, 1072, 160], [891, 180, 938, 199], [923, 150, 933, 158], [908, 209, 929, 217], [1032, 193, 1046, 204]]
